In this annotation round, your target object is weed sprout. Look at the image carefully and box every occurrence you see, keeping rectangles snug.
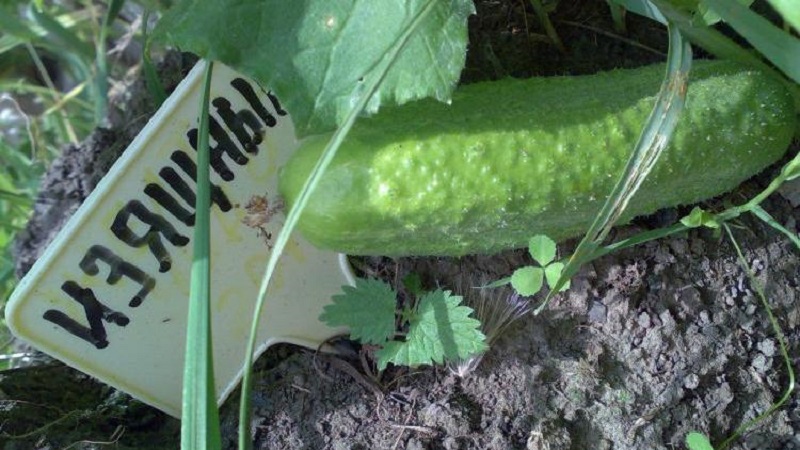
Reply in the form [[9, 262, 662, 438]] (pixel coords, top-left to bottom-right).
[[449, 280, 532, 377]]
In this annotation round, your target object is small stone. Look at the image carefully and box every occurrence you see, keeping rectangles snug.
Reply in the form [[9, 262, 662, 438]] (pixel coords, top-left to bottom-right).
[[588, 301, 607, 323], [684, 373, 700, 390], [757, 339, 776, 357], [786, 216, 796, 232], [668, 239, 688, 256], [638, 312, 651, 328], [690, 238, 706, 255], [678, 287, 701, 304], [751, 353, 769, 373]]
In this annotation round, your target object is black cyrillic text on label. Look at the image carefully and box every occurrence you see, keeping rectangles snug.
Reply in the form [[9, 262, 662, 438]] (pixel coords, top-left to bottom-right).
[[46, 75, 285, 350], [187, 116, 249, 182], [43, 281, 130, 349], [111, 200, 190, 273], [80, 245, 155, 307], [213, 97, 263, 154], [144, 150, 232, 226]]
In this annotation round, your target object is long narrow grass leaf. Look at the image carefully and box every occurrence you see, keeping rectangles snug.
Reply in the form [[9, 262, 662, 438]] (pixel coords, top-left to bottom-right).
[[609, 0, 666, 24], [649, 0, 800, 121], [0, 189, 33, 206], [719, 152, 800, 223], [650, 0, 765, 68], [607, 0, 628, 33], [93, 0, 125, 122], [652, 0, 800, 110], [28, 4, 94, 60], [596, 222, 688, 258], [539, 16, 692, 313], [0, 6, 38, 41], [767, 0, 800, 32], [751, 205, 800, 252], [24, 43, 79, 144], [528, 0, 565, 52], [181, 62, 221, 450], [92, 0, 125, 122], [0, 9, 93, 55], [42, 82, 88, 116], [141, 10, 167, 107], [721, 225, 795, 449], [237, 3, 445, 448], [704, 0, 800, 83], [0, 81, 92, 111]]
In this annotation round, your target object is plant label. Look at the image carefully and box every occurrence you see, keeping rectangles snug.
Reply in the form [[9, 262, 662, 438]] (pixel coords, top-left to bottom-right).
[[5, 61, 353, 417]]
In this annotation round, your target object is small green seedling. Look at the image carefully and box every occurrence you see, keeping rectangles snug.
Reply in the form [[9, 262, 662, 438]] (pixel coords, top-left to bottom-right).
[[680, 206, 721, 229], [510, 235, 571, 297], [686, 432, 715, 450], [402, 272, 425, 297], [696, 0, 755, 26], [320, 278, 487, 370]]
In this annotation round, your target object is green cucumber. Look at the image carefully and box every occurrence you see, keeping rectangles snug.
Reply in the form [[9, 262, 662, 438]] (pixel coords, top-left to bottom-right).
[[279, 61, 795, 256]]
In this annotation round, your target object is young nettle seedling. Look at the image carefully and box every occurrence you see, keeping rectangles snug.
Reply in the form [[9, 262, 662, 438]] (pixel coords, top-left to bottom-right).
[[511, 235, 570, 297], [319, 278, 487, 371]]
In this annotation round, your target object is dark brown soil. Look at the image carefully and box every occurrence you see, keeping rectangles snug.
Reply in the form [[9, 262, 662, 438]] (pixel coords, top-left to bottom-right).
[[4, 2, 799, 449]]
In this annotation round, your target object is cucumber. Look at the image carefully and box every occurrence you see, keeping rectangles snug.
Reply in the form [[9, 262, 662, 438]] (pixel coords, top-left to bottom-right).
[[279, 61, 795, 256]]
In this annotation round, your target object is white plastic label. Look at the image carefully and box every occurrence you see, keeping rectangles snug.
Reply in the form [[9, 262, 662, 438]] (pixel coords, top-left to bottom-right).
[[5, 61, 353, 417]]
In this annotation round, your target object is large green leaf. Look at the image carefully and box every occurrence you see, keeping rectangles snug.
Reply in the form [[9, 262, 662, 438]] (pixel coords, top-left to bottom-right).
[[156, 0, 473, 137], [320, 278, 398, 345], [376, 290, 486, 370]]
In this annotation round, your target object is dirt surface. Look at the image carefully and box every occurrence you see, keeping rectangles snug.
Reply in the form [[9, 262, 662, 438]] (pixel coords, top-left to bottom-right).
[[229, 200, 800, 450], [4, 1, 800, 449]]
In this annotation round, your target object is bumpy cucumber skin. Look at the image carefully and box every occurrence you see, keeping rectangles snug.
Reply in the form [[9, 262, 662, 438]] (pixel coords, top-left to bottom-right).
[[279, 61, 795, 256]]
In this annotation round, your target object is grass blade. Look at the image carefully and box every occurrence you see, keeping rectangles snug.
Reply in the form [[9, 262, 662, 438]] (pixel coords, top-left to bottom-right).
[[93, 0, 126, 122], [42, 82, 88, 115], [651, 1, 800, 109], [0, 9, 93, 55], [609, 0, 666, 24], [0, 189, 33, 206], [0, 81, 92, 110], [721, 224, 795, 449], [704, 0, 800, 84], [142, 10, 167, 107], [653, 0, 777, 71], [528, 0, 565, 52], [0, 5, 38, 41], [649, 0, 770, 70], [24, 43, 79, 144], [750, 205, 800, 252], [181, 62, 221, 450], [28, 4, 94, 60], [539, 15, 692, 312], [236, 2, 445, 448], [767, 0, 800, 32], [607, 0, 628, 33]]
